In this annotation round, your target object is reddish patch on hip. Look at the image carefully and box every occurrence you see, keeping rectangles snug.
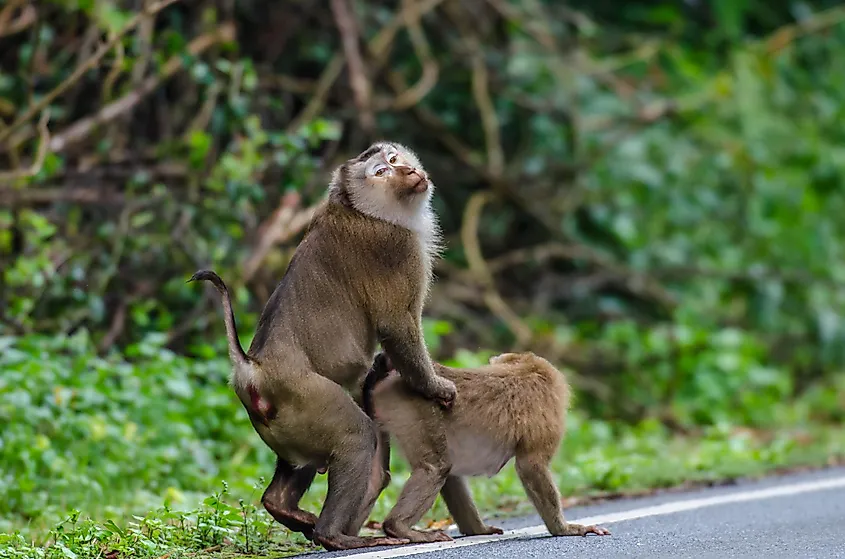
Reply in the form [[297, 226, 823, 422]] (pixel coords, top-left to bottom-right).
[[248, 383, 277, 425]]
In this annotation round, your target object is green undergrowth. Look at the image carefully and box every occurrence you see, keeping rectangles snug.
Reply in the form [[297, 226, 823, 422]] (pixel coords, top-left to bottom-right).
[[1, 333, 844, 558]]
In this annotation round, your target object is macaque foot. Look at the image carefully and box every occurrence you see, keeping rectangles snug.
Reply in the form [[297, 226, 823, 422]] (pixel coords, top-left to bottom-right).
[[383, 522, 452, 543], [403, 529, 452, 543], [555, 523, 611, 537], [474, 524, 504, 536], [313, 534, 410, 551], [263, 502, 318, 538]]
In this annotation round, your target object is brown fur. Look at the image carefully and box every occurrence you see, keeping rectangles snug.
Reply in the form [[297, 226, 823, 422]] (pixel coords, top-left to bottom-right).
[[363, 351, 611, 543], [187, 142, 456, 552]]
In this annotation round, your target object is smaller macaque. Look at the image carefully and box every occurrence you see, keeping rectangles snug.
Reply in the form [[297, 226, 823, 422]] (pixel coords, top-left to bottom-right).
[[362, 351, 611, 543]]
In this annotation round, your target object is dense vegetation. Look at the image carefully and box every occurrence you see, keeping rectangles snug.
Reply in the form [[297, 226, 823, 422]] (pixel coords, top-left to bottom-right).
[[2, 0, 845, 557]]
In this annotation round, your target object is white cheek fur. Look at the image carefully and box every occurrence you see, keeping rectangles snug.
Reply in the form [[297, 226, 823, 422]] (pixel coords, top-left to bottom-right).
[[348, 179, 439, 253]]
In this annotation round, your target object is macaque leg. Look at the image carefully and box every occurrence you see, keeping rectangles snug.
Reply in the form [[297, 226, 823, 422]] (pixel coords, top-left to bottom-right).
[[441, 476, 503, 536], [514, 452, 610, 537], [261, 458, 319, 538], [312, 440, 409, 551], [345, 430, 392, 536], [382, 457, 452, 543]]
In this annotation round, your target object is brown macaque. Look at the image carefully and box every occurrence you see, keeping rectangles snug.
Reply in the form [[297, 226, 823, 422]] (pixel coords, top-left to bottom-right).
[[187, 141, 456, 551], [362, 351, 611, 543]]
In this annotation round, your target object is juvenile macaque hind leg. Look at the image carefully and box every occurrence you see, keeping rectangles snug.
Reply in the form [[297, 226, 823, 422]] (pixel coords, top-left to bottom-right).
[[514, 452, 610, 537], [382, 461, 453, 543], [261, 459, 319, 538]]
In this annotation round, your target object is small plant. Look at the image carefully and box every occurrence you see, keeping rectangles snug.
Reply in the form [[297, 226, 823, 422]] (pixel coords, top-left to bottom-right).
[[0, 485, 318, 559]]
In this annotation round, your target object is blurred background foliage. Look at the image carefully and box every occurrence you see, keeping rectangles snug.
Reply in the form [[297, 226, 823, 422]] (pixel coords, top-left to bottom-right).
[[2, 0, 845, 541]]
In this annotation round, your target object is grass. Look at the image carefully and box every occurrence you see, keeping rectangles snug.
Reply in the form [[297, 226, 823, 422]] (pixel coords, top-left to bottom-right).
[[3, 419, 843, 559], [1, 332, 844, 558]]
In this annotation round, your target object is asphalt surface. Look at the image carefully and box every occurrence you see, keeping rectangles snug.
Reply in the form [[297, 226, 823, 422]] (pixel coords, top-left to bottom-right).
[[308, 466, 845, 559]]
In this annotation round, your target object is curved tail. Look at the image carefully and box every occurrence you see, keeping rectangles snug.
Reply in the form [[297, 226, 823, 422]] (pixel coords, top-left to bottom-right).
[[362, 352, 393, 418], [187, 269, 250, 369]]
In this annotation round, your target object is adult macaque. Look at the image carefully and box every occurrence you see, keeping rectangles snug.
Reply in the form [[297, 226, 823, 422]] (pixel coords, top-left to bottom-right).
[[362, 351, 611, 543], [188, 141, 455, 551]]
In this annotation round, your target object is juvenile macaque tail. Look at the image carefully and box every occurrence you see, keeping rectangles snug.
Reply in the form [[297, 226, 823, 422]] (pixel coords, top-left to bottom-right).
[[362, 352, 393, 418], [188, 269, 251, 369]]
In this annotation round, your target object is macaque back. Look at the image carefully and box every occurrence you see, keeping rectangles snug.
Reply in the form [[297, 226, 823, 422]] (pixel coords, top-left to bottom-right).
[[372, 352, 569, 476]]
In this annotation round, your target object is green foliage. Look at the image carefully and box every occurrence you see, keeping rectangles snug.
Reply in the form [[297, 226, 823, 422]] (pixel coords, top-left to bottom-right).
[[578, 320, 794, 426], [0, 334, 267, 529], [0, 484, 315, 558]]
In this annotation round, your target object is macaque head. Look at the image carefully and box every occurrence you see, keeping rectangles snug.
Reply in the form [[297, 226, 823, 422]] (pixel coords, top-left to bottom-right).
[[489, 351, 544, 367], [330, 141, 435, 232], [357, 141, 431, 198]]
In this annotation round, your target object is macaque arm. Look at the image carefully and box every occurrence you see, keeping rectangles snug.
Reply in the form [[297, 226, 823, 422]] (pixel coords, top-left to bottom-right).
[[377, 311, 456, 406], [440, 476, 502, 536]]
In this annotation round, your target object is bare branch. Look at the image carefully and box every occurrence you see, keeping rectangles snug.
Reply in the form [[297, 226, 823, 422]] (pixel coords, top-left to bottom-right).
[[461, 191, 533, 346], [389, 0, 440, 110], [0, 187, 125, 206], [49, 22, 236, 153], [0, 2, 36, 38], [131, 0, 157, 87], [330, 0, 374, 132], [0, 0, 183, 149], [0, 0, 24, 35], [0, 109, 50, 184], [288, 0, 447, 132], [242, 191, 323, 283], [100, 33, 126, 103], [469, 51, 504, 177]]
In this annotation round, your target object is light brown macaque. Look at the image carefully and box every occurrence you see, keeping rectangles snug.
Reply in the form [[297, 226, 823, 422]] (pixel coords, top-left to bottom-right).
[[362, 351, 611, 543], [187, 142, 456, 551]]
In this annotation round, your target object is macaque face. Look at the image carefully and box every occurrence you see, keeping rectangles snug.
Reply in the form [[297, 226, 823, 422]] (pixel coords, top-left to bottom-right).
[[346, 142, 432, 204], [364, 145, 429, 196]]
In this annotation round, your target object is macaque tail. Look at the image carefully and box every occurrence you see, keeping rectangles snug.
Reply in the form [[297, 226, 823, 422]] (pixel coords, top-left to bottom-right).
[[362, 352, 393, 418], [188, 269, 251, 369]]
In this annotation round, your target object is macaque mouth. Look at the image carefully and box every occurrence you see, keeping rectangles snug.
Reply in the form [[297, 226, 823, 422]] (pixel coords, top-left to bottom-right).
[[403, 171, 428, 193]]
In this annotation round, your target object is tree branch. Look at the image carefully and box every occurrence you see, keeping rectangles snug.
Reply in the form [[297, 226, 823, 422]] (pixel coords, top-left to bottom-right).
[[0, 2, 36, 38], [0, 109, 50, 184], [288, 0, 447, 132], [0, 0, 183, 149], [49, 22, 235, 153], [461, 191, 533, 346], [330, 0, 374, 132], [242, 191, 322, 284]]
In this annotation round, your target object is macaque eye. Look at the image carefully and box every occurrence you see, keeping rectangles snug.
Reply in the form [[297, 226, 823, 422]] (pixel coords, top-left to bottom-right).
[[374, 167, 387, 177], [388, 154, 398, 164]]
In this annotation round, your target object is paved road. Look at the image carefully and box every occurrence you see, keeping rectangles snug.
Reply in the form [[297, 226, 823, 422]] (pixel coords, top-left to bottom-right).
[[310, 466, 845, 559]]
